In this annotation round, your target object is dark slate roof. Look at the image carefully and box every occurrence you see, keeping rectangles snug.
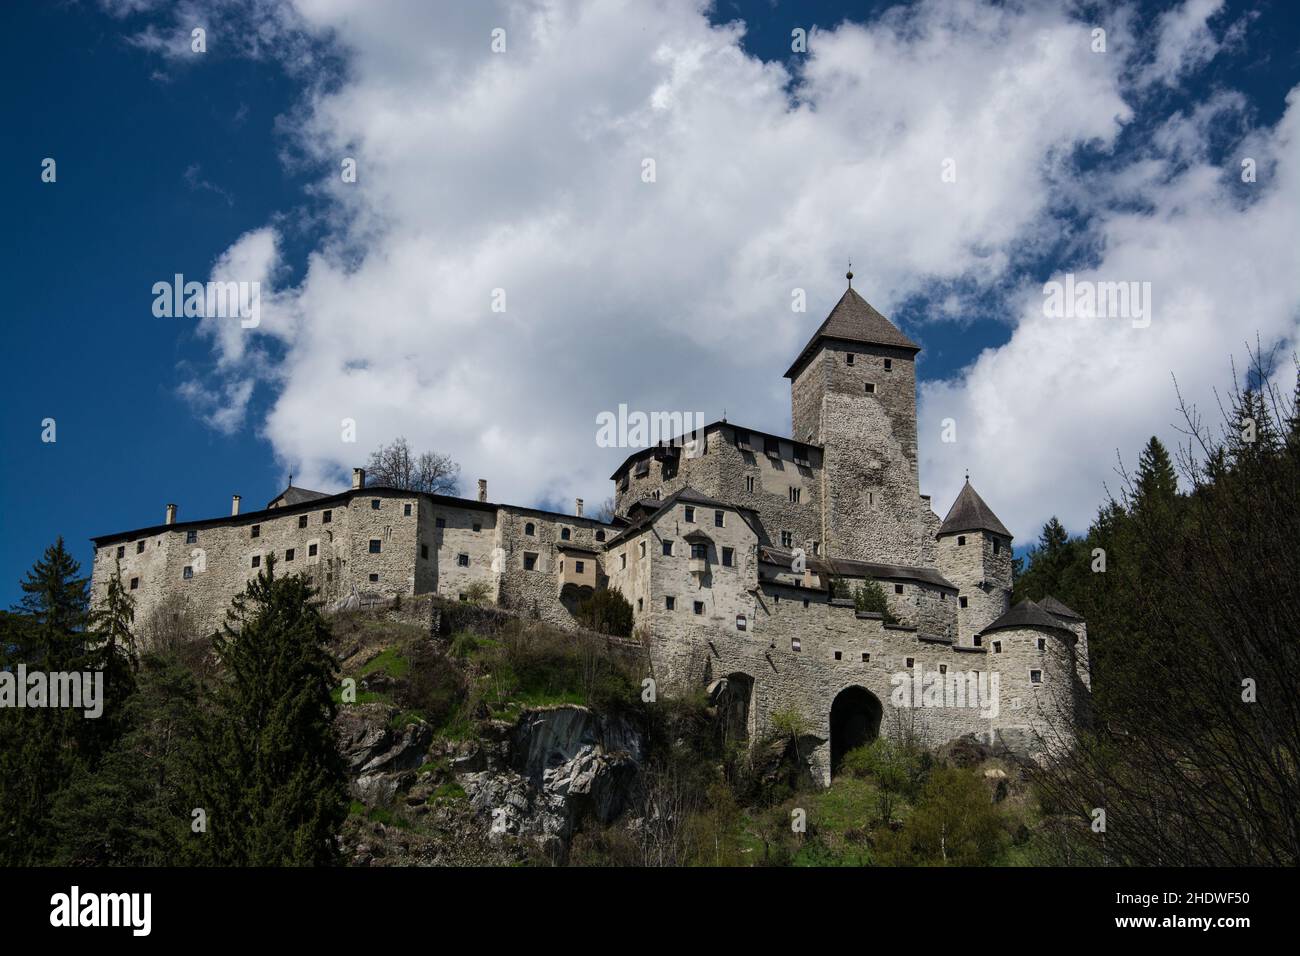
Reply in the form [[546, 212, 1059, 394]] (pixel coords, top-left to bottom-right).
[[1039, 594, 1084, 621], [937, 480, 1012, 539], [604, 487, 756, 547], [757, 546, 957, 592], [977, 600, 1076, 638], [609, 420, 821, 480], [784, 286, 921, 379], [267, 485, 331, 509]]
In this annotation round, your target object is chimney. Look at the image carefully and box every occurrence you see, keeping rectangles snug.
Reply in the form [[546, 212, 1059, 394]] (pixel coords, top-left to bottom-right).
[[231, 494, 241, 516], [165, 503, 177, 525], [575, 497, 584, 517], [352, 468, 365, 490], [477, 479, 488, 503]]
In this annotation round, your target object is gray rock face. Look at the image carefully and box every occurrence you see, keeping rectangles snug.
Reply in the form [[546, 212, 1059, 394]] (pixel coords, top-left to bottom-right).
[[460, 705, 644, 856], [337, 704, 433, 803]]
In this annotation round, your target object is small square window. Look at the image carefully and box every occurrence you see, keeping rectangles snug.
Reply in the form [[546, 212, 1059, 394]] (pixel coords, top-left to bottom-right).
[[781, 531, 793, 548], [714, 510, 725, 527], [285, 549, 295, 561], [186, 530, 198, 544], [789, 487, 801, 503], [421, 544, 429, 559], [251, 555, 261, 568], [993, 540, 1001, 554], [136, 541, 145, 554], [129, 577, 139, 590], [637, 598, 643, 612], [861, 652, 870, 662], [620, 553, 627, 570], [722, 547, 734, 567], [693, 601, 704, 615], [308, 543, 318, 557], [690, 542, 707, 560], [404, 503, 412, 516], [662, 540, 674, 556], [525, 522, 535, 535], [957, 535, 966, 546], [833, 650, 842, 661], [436, 517, 446, 529], [665, 596, 675, 611], [992, 641, 1002, 654], [884, 358, 892, 371], [639, 541, 647, 558], [473, 522, 481, 533], [894, 584, 904, 594], [298, 515, 308, 529], [183, 566, 193, 580], [864, 382, 876, 394], [745, 476, 755, 493], [975, 634, 983, 647], [1037, 638, 1046, 651], [959, 596, 968, 608], [1030, 669, 1043, 684], [684, 506, 695, 523], [524, 552, 537, 571], [802, 598, 810, 609], [736, 614, 747, 631], [906, 658, 915, 668], [323, 510, 332, 524], [845, 353, 854, 366], [251, 525, 260, 539], [370, 573, 379, 583], [575, 560, 585, 573], [561, 527, 571, 541], [116, 546, 125, 559], [792, 637, 801, 653], [939, 664, 948, 674], [457, 553, 469, 567], [596, 530, 605, 542], [369, 539, 381, 554], [371, 499, 380, 510]]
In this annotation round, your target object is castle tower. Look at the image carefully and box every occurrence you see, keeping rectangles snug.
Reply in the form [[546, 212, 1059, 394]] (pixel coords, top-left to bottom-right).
[[785, 273, 924, 564], [934, 479, 1013, 646]]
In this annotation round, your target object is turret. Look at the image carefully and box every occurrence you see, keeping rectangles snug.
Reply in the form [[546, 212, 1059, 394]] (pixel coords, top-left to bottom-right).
[[934, 478, 1013, 646]]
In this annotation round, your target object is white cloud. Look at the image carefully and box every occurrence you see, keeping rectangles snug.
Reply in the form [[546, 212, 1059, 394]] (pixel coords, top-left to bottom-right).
[[152, 0, 1297, 544]]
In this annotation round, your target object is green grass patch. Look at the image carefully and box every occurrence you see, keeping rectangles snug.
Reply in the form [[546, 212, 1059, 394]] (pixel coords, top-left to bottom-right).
[[360, 647, 410, 679]]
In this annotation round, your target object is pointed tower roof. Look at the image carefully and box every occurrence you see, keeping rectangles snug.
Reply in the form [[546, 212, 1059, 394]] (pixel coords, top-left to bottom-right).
[[1039, 594, 1084, 622], [978, 599, 1076, 638], [784, 279, 920, 379], [938, 479, 1012, 539]]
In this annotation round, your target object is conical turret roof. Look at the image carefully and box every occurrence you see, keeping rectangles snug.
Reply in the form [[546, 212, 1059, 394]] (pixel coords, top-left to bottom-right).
[[938, 479, 1012, 539]]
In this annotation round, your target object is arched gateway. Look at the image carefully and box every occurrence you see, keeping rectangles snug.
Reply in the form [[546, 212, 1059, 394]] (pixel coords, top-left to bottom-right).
[[829, 685, 883, 776]]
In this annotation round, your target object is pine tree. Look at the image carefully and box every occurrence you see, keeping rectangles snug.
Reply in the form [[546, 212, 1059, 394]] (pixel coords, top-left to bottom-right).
[[193, 561, 347, 866], [82, 562, 140, 759], [1132, 436, 1178, 516], [0, 539, 92, 864]]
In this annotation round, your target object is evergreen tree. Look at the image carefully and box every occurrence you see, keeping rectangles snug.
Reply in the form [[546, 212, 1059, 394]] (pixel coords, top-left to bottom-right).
[[0, 539, 92, 864], [1132, 436, 1178, 516], [50, 653, 202, 865], [193, 561, 347, 865]]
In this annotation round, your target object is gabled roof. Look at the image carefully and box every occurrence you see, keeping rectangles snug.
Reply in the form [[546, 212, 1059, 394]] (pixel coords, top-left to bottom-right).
[[603, 486, 756, 547], [784, 284, 920, 379], [1039, 594, 1084, 622], [608, 420, 821, 480], [938, 480, 1012, 539], [977, 599, 1076, 638], [267, 485, 331, 510]]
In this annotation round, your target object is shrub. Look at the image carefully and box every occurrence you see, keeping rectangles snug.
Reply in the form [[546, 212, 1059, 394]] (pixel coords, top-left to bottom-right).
[[853, 580, 897, 624], [574, 588, 634, 637]]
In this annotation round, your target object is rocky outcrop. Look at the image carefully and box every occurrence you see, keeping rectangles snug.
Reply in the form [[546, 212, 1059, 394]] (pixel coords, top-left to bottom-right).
[[337, 703, 433, 804], [460, 705, 644, 859]]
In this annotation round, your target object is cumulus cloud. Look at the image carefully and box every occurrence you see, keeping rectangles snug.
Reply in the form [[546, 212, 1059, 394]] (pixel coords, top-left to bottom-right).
[[144, 0, 1296, 542]]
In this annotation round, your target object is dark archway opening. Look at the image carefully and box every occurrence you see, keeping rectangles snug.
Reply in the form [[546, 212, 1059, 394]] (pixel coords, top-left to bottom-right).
[[830, 686, 883, 776]]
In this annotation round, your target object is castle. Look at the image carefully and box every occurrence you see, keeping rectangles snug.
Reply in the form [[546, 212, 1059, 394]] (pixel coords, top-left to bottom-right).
[[91, 275, 1089, 783]]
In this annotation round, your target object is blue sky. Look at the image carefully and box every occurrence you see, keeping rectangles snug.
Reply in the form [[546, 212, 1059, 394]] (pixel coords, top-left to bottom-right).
[[2, 0, 1298, 605]]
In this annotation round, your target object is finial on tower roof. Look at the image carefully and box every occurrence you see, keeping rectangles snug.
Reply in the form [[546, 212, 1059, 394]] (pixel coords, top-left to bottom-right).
[[965, 468, 969, 483], [289, 473, 293, 487], [846, 261, 853, 288]]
